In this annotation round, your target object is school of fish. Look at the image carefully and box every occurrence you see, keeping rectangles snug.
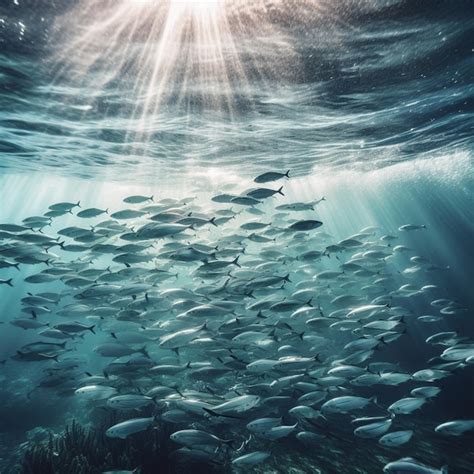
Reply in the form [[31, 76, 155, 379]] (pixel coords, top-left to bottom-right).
[[0, 169, 472, 472]]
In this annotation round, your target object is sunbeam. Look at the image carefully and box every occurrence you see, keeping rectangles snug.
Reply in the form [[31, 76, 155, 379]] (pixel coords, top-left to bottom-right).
[[52, 0, 335, 145]]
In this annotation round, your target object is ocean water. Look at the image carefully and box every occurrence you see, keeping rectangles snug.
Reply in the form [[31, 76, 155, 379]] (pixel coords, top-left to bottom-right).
[[0, 1, 473, 473]]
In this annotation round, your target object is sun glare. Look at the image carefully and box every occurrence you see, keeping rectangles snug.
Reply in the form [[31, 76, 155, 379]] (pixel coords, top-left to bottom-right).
[[53, 0, 321, 147], [171, 0, 223, 11]]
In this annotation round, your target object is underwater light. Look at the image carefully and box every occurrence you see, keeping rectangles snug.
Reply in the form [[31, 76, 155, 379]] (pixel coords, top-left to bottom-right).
[[55, 0, 301, 140], [171, 0, 223, 11]]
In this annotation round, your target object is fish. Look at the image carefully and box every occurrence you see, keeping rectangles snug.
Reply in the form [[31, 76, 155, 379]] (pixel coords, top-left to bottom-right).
[[123, 195, 153, 204], [204, 395, 261, 416], [75, 385, 118, 400], [354, 418, 392, 438], [232, 451, 271, 466], [107, 394, 154, 410], [383, 458, 447, 473], [435, 420, 474, 436], [77, 208, 108, 218], [254, 170, 290, 183], [105, 417, 155, 439], [246, 187, 284, 199], [0, 172, 471, 473], [170, 429, 233, 448], [321, 396, 376, 414], [398, 224, 427, 231], [379, 430, 413, 447], [410, 386, 441, 399], [388, 397, 426, 415], [54, 322, 96, 334], [289, 220, 323, 231]]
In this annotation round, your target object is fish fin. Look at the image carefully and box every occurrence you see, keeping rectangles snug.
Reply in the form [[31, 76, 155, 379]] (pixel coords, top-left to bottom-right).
[[209, 217, 217, 227], [4, 278, 13, 287], [88, 325, 96, 334], [284, 170, 290, 178], [277, 186, 284, 196], [140, 346, 150, 358], [232, 256, 241, 267]]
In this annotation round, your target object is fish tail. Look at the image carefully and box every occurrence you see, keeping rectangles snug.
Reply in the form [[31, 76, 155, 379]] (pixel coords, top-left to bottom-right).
[[140, 346, 150, 358], [88, 325, 96, 334], [285, 170, 290, 178], [277, 186, 284, 196]]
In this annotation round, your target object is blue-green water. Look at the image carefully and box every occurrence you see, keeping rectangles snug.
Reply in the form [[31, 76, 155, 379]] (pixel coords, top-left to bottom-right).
[[0, 1, 473, 473]]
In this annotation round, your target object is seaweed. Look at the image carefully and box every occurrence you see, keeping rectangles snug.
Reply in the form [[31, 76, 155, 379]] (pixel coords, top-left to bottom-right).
[[15, 420, 225, 474]]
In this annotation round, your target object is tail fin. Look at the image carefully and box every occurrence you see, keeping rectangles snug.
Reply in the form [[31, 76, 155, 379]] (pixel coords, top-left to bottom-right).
[[284, 170, 290, 178], [88, 325, 96, 334], [232, 256, 241, 268], [3, 279, 13, 287], [139, 346, 150, 358], [209, 217, 218, 227], [277, 186, 284, 196]]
